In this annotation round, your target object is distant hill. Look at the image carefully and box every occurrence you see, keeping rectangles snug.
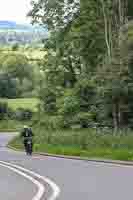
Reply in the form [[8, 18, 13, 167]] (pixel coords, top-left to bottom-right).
[[0, 21, 17, 29], [0, 20, 48, 45], [0, 20, 45, 31]]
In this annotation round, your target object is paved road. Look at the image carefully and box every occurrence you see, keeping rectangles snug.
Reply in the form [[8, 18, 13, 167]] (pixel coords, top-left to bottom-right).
[[0, 133, 133, 200], [0, 164, 37, 200]]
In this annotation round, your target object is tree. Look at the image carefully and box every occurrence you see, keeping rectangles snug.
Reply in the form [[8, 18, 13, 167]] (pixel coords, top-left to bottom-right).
[[0, 73, 19, 98], [2, 54, 33, 85], [29, 0, 133, 130], [29, 0, 80, 31], [98, 0, 130, 130], [11, 43, 19, 51]]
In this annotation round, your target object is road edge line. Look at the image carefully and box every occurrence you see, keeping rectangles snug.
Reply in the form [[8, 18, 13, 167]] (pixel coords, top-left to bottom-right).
[[0, 162, 45, 200], [0, 161, 60, 200], [8, 145, 133, 167]]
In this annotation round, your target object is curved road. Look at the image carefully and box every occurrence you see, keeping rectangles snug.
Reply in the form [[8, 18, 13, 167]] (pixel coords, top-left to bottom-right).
[[0, 133, 133, 200]]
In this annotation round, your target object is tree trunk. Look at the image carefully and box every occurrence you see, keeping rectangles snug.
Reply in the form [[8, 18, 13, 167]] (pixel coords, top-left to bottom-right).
[[112, 101, 120, 132], [100, 0, 111, 62]]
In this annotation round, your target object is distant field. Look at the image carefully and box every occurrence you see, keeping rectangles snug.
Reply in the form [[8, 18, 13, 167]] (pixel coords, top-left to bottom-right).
[[0, 49, 47, 61], [24, 50, 47, 61], [0, 98, 39, 112]]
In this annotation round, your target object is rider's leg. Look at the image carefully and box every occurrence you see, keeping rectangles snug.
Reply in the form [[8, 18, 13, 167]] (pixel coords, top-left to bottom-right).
[[29, 141, 33, 156], [24, 140, 28, 155]]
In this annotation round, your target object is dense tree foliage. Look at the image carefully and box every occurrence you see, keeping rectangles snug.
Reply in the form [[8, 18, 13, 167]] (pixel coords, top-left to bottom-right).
[[0, 52, 36, 98], [0, 73, 19, 98], [29, 0, 133, 131]]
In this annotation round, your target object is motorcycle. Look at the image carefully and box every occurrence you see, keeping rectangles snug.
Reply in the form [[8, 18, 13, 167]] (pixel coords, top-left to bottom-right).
[[25, 137, 33, 156]]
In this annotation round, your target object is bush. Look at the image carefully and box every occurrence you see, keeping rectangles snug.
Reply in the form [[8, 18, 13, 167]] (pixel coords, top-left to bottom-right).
[[40, 88, 57, 114], [73, 112, 96, 128], [15, 108, 33, 121], [58, 95, 80, 116], [11, 43, 19, 51], [0, 102, 16, 120], [75, 78, 96, 111], [0, 102, 8, 119], [56, 89, 80, 128], [0, 74, 19, 98]]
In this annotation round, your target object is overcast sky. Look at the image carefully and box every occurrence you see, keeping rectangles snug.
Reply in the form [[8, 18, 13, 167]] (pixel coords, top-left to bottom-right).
[[0, 0, 32, 23]]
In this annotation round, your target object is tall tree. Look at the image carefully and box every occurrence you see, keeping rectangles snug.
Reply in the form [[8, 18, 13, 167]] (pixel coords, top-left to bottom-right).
[[29, 0, 133, 130]]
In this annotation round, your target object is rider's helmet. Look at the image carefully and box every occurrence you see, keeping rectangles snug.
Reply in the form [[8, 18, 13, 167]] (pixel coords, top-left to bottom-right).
[[24, 125, 28, 129]]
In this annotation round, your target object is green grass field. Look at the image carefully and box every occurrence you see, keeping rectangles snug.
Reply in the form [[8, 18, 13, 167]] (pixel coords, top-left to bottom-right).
[[0, 98, 39, 112], [0, 120, 31, 132], [8, 126, 133, 161], [9, 131, 133, 161], [0, 48, 47, 61]]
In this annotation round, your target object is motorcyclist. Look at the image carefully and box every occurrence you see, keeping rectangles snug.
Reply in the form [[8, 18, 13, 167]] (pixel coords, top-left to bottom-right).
[[21, 125, 33, 155]]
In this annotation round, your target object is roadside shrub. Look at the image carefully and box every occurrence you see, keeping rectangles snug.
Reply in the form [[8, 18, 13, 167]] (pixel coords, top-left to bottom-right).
[[73, 112, 96, 128]]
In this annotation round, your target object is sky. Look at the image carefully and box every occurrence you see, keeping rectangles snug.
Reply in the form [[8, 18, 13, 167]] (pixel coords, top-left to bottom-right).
[[0, 0, 32, 23]]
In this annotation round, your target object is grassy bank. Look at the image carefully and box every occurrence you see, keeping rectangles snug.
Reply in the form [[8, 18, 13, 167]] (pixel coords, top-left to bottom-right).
[[0, 98, 38, 131], [9, 127, 133, 161], [0, 98, 39, 112], [0, 120, 31, 132]]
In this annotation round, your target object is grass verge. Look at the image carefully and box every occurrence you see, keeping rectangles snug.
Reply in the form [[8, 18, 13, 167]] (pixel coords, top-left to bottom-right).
[[9, 128, 133, 161], [0, 120, 31, 132]]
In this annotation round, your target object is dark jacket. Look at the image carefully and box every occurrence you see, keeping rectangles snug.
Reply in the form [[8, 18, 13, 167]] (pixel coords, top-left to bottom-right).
[[21, 127, 33, 139]]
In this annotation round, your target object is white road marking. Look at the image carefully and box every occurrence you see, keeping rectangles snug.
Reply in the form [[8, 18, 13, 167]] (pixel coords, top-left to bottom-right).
[[0, 161, 61, 200], [0, 163, 45, 200]]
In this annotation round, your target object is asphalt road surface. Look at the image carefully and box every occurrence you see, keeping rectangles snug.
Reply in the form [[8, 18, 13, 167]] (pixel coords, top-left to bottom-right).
[[0, 133, 133, 200]]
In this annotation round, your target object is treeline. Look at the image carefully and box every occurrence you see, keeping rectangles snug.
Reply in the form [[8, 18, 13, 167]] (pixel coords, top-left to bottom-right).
[[0, 51, 39, 123], [0, 30, 46, 45], [0, 52, 37, 98], [30, 0, 133, 130]]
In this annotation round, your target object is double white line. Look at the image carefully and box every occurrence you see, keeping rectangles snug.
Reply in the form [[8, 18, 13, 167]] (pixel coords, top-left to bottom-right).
[[0, 161, 60, 200]]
